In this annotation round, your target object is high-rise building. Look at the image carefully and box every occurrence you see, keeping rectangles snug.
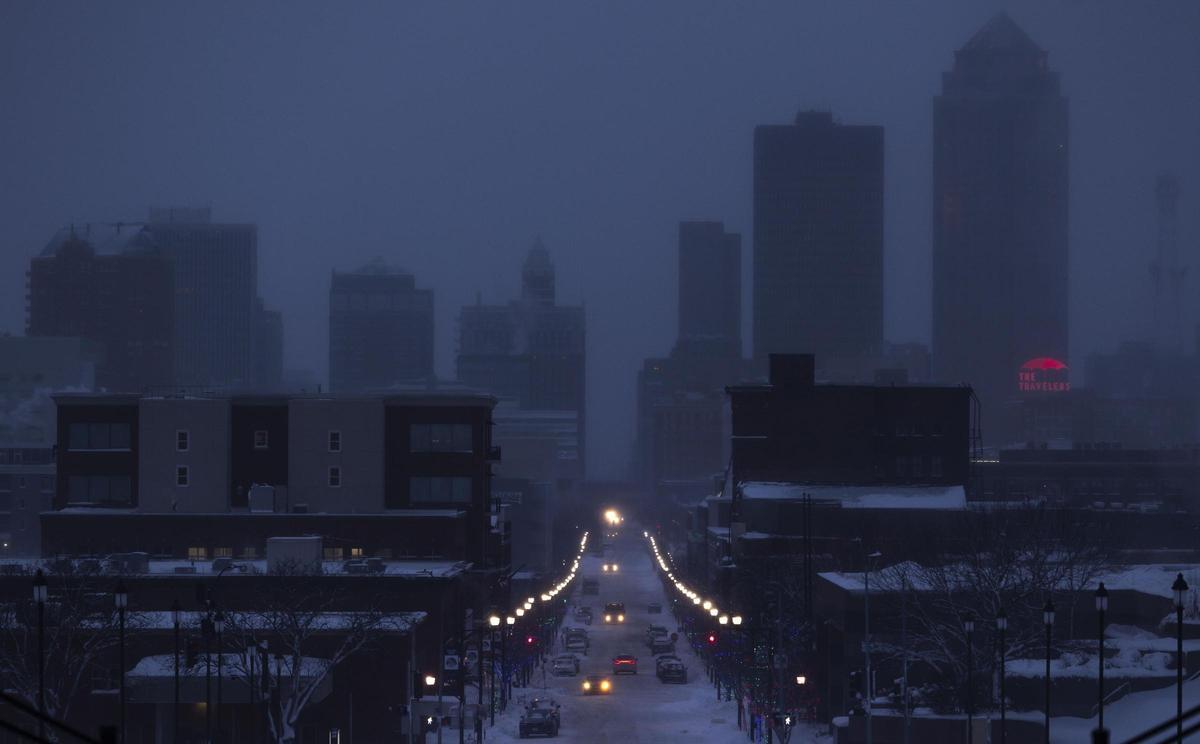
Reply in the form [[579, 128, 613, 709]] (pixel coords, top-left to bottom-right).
[[254, 299, 284, 390], [932, 14, 1069, 442], [457, 240, 586, 472], [328, 259, 435, 392], [146, 207, 258, 389], [28, 227, 174, 392], [678, 221, 741, 356], [752, 110, 884, 377]]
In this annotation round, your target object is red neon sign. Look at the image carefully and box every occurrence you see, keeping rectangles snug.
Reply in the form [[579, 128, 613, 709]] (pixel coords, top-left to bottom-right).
[[1018, 358, 1070, 393]]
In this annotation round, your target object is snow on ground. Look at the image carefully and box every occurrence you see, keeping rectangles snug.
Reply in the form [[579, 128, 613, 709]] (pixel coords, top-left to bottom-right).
[[472, 530, 830, 743]]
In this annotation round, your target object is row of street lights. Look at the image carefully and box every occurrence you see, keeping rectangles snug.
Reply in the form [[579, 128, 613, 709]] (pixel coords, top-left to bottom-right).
[[647, 533, 741, 628]]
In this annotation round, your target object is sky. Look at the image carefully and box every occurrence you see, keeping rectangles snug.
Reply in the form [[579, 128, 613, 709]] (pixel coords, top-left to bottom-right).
[[1, 1, 1198, 476]]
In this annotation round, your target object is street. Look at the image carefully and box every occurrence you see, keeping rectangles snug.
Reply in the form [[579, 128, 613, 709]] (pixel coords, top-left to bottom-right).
[[486, 528, 747, 743]]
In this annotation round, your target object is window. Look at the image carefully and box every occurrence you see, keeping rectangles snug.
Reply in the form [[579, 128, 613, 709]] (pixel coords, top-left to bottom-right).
[[177, 430, 190, 452], [241, 547, 258, 559], [324, 547, 344, 560], [214, 547, 233, 558], [931, 456, 944, 479], [410, 476, 472, 503], [328, 466, 342, 488], [328, 431, 341, 453], [254, 430, 269, 449], [16, 477, 25, 489], [68, 423, 131, 451], [188, 547, 207, 561], [176, 466, 190, 487], [350, 547, 364, 558], [410, 424, 473, 453], [67, 475, 132, 504]]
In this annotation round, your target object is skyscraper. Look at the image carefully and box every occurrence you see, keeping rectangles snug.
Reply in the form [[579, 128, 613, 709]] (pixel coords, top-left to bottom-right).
[[328, 259, 435, 392], [146, 207, 258, 388], [752, 110, 884, 377], [28, 227, 174, 392], [678, 221, 741, 357], [932, 14, 1069, 441]]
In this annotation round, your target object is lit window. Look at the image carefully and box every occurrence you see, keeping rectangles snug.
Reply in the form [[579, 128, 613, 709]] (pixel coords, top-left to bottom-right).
[[214, 547, 233, 558], [176, 466, 189, 487], [177, 430, 190, 452], [254, 430, 269, 449], [188, 547, 207, 561], [350, 547, 364, 558], [328, 431, 341, 453], [328, 466, 341, 488]]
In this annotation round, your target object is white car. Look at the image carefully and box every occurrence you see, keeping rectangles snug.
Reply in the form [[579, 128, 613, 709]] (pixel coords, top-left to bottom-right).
[[552, 654, 580, 676]]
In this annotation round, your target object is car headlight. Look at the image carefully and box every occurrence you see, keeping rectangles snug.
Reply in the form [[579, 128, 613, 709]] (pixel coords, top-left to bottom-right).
[[600, 680, 611, 691], [618, 614, 624, 622], [613, 565, 619, 572], [583, 681, 591, 690], [605, 615, 611, 621]]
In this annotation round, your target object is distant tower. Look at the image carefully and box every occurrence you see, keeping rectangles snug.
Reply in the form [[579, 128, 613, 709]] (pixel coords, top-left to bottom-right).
[[1150, 173, 1185, 351], [522, 238, 556, 305]]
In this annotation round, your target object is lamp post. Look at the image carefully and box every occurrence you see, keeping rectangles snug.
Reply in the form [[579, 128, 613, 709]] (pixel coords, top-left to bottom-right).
[[1043, 600, 1056, 744], [1095, 583, 1109, 733], [214, 610, 225, 741], [275, 652, 285, 744], [504, 616, 514, 708], [115, 580, 128, 744], [32, 570, 47, 742], [171, 600, 182, 744], [1173, 573, 1189, 743], [963, 612, 975, 744], [489, 614, 500, 727], [201, 613, 214, 743], [996, 608, 1008, 744]]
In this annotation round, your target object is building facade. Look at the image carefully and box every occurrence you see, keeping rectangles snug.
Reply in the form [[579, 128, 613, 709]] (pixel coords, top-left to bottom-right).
[[28, 229, 174, 392], [932, 14, 1070, 443], [753, 111, 884, 378], [678, 221, 741, 355], [328, 259, 435, 392]]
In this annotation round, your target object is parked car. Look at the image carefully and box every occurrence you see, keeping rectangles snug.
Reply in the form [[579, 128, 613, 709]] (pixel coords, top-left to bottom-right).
[[519, 708, 559, 738], [656, 657, 688, 684], [647, 602, 662, 614], [563, 631, 589, 653], [552, 654, 580, 676], [612, 654, 638, 675], [649, 637, 675, 654], [581, 674, 611, 695], [574, 607, 593, 625], [645, 626, 669, 646]]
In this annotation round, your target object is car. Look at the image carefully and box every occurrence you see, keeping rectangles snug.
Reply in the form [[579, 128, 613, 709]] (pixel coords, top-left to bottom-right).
[[564, 632, 589, 653], [603, 602, 626, 623], [574, 608, 593, 625], [645, 625, 669, 646], [581, 674, 611, 695], [612, 654, 638, 674], [552, 654, 580, 676], [647, 602, 662, 614], [518, 709, 559, 738], [656, 658, 688, 684], [602, 562, 619, 573]]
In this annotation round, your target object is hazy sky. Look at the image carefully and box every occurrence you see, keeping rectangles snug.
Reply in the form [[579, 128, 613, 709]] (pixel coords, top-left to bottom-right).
[[2, 1, 1197, 475]]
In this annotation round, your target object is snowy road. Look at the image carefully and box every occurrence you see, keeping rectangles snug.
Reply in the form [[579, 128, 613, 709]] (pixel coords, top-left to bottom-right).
[[484, 529, 750, 743]]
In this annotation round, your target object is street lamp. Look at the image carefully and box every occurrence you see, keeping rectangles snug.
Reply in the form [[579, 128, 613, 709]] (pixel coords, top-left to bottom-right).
[[731, 615, 743, 626], [214, 610, 225, 740], [963, 612, 975, 744], [1043, 600, 1056, 744], [795, 675, 806, 686], [172, 599, 182, 744], [1173, 573, 1189, 743], [996, 608, 1008, 744], [33, 570, 47, 742], [1095, 583, 1109, 733], [115, 580, 128, 744]]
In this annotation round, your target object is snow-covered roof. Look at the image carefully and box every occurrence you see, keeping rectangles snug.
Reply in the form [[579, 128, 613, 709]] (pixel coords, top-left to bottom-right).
[[129, 653, 328, 679], [741, 482, 966, 510]]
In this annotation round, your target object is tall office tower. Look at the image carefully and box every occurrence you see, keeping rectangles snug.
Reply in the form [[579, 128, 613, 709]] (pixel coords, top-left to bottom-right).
[[678, 221, 741, 357], [28, 227, 174, 391], [458, 240, 586, 471], [254, 299, 284, 390], [752, 110, 884, 379], [933, 13, 1069, 441], [146, 207, 258, 389], [328, 259, 435, 392]]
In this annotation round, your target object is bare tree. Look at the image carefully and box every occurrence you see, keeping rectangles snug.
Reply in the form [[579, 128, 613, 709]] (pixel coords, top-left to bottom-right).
[[0, 563, 140, 726], [223, 579, 391, 743]]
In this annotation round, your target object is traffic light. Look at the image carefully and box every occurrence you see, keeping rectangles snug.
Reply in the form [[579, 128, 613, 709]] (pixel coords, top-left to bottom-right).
[[706, 632, 718, 646], [526, 635, 536, 646]]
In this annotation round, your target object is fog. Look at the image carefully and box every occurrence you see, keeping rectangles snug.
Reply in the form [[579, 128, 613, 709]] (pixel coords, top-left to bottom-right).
[[1, 1, 1197, 475]]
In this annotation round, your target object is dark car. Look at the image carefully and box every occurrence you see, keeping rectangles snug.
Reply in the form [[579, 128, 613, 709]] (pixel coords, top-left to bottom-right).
[[656, 657, 687, 684], [603, 602, 626, 624], [519, 709, 559, 738], [647, 602, 662, 614], [581, 675, 611, 695], [612, 654, 638, 674]]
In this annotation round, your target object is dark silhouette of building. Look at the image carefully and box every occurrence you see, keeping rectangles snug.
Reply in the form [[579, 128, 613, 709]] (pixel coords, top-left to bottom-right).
[[146, 207, 259, 389], [457, 240, 586, 471], [27, 228, 174, 392], [932, 14, 1069, 444], [254, 299, 284, 390], [328, 259, 435, 392], [679, 221, 741, 356], [753, 110, 884, 378]]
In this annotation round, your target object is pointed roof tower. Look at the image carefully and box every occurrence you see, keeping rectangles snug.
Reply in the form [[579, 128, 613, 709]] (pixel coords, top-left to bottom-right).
[[963, 12, 1042, 54], [522, 237, 556, 305]]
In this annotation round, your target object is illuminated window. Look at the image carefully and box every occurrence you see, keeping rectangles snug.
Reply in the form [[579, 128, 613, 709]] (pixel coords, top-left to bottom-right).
[[176, 466, 189, 487], [328, 431, 341, 452], [254, 430, 269, 449], [214, 547, 233, 558], [188, 547, 207, 561], [350, 547, 364, 558]]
